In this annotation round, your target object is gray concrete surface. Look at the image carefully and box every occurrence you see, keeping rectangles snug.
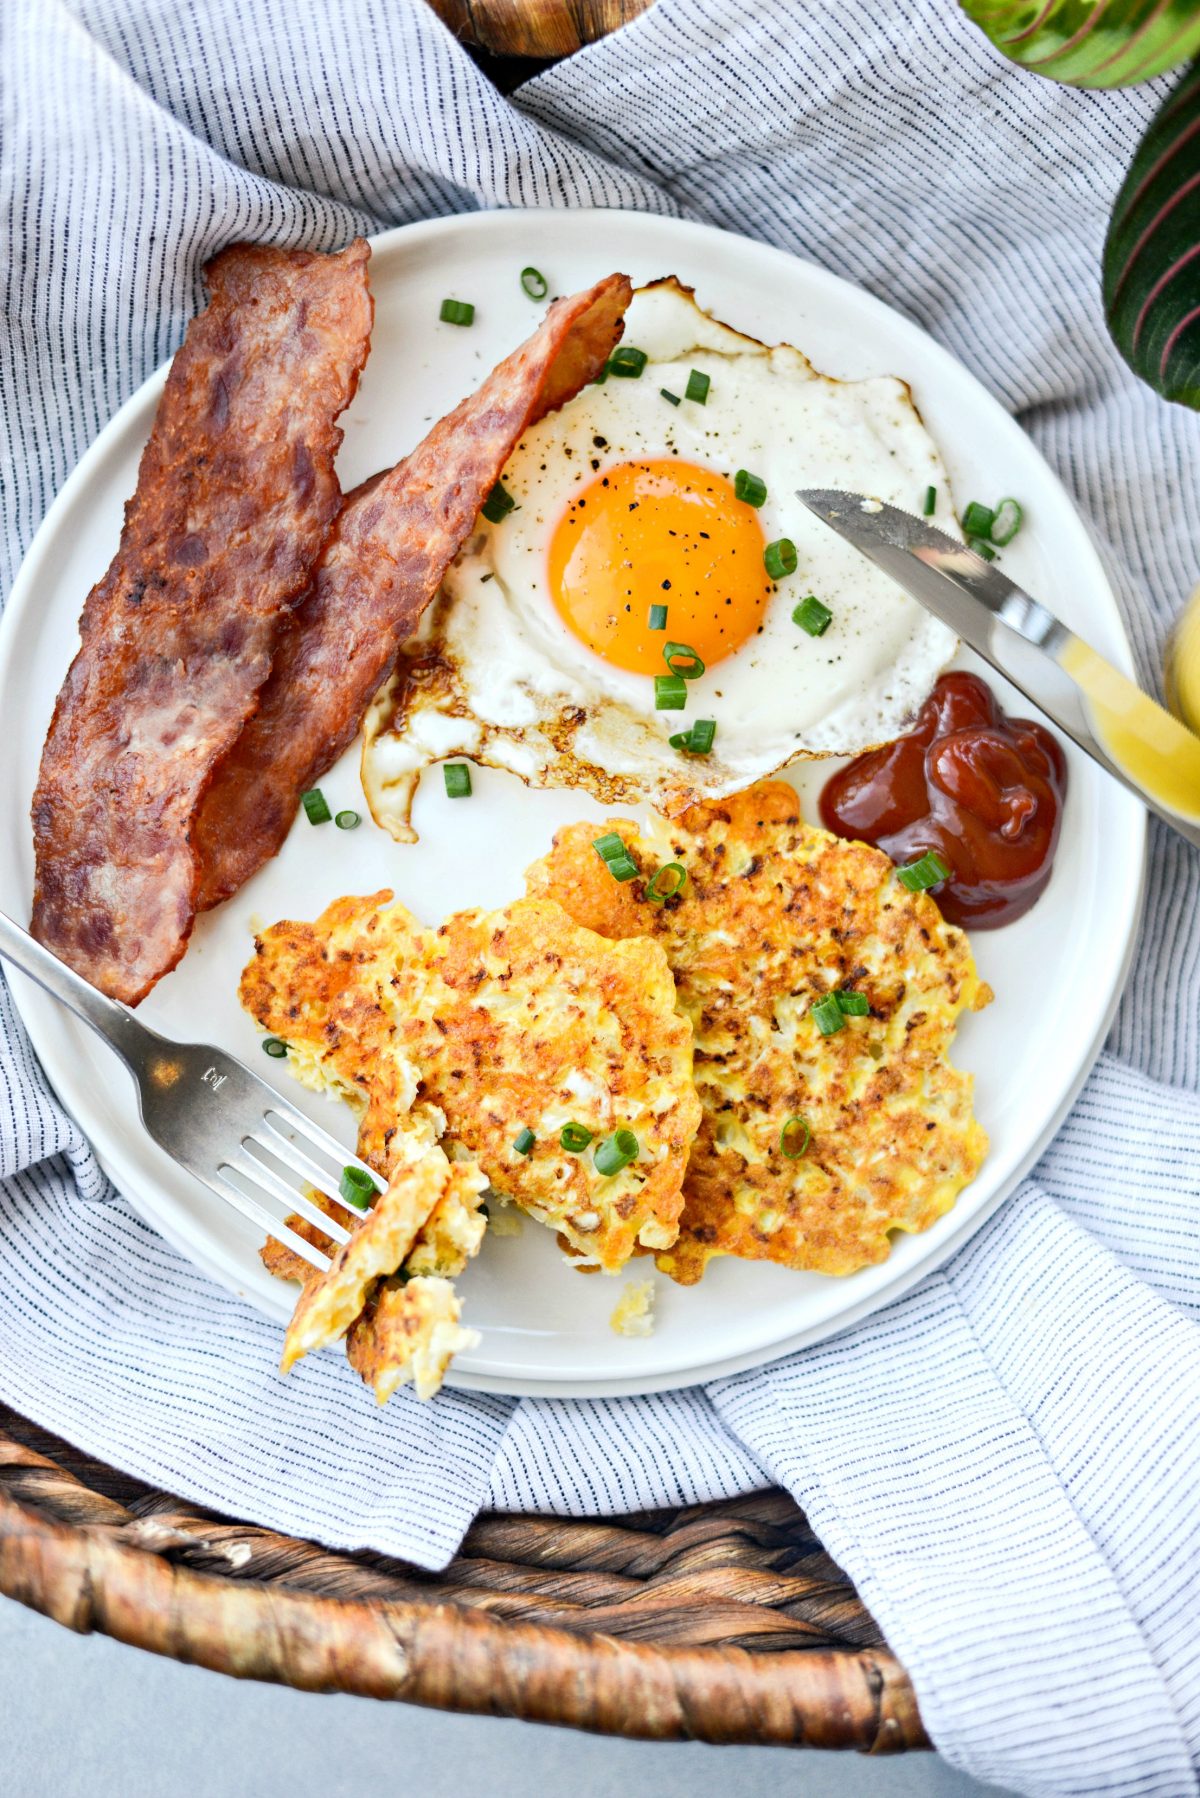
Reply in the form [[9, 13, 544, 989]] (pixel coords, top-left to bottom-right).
[[1, 1592, 1011, 1797]]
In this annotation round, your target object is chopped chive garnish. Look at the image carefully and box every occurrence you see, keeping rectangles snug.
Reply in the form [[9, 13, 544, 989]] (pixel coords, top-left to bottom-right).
[[648, 603, 668, 631], [663, 641, 705, 680], [560, 1121, 593, 1153], [668, 718, 717, 756], [897, 850, 951, 893], [513, 1126, 536, 1156], [685, 369, 710, 404], [811, 994, 845, 1036], [990, 497, 1023, 545], [836, 989, 870, 1017], [340, 1164, 375, 1209], [608, 345, 648, 379], [764, 537, 797, 580], [301, 788, 332, 825], [646, 862, 687, 905], [439, 298, 474, 326], [779, 1115, 811, 1159], [593, 832, 639, 881], [923, 485, 937, 517], [594, 1128, 638, 1176], [967, 535, 996, 562], [734, 469, 767, 507], [655, 673, 688, 710], [262, 1037, 288, 1059], [661, 388, 681, 407], [793, 596, 832, 637], [335, 809, 360, 831], [443, 763, 472, 798], [593, 831, 629, 862], [961, 500, 995, 539], [520, 266, 548, 300], [481, 482, 516, 524]]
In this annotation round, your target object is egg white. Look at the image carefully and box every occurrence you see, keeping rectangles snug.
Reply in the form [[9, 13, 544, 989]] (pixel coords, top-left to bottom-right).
[[362, 280, 958, 839]]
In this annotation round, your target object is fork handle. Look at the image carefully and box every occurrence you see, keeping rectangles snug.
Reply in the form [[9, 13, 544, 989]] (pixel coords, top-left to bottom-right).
[[0, 907, 156, 1070]]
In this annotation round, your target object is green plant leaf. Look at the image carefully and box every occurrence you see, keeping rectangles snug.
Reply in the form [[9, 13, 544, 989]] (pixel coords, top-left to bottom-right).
[[1105, 59, 1200, 407], [960, 0, 1200, 87]]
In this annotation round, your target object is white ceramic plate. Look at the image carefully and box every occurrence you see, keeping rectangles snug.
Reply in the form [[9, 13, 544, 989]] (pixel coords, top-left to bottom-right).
[[0, 209, 1144, 1397]]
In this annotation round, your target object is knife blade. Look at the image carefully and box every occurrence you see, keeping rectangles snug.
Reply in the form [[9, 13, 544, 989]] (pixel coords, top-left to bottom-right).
[[796, 490, 1200, 851]]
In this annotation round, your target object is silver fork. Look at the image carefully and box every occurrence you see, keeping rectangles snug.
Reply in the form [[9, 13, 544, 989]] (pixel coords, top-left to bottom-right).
[[0, 908, 384, 1272]]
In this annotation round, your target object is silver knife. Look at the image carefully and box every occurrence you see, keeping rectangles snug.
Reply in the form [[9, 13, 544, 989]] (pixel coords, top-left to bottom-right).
[[797, 490, 1200, 851]]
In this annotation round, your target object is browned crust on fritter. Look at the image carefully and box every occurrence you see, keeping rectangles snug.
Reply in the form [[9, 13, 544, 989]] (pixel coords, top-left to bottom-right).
[[31, 239, 373, 1003], [526, 782, 990, 1283], [194, 273, 634, 909]]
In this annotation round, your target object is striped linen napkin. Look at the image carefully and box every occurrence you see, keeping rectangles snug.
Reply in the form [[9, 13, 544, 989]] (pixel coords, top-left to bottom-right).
[[4, 3, 1200, 1791]]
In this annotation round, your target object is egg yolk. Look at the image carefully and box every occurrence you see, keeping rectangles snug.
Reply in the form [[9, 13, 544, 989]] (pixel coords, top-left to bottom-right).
[[547, 459, 771, 675]]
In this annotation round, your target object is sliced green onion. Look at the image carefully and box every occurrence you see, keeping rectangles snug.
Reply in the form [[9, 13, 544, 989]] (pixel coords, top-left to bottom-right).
[[520, 266, 548, 300], [661, 388, 681, 407], [262, 1037, 288, 1059], [967, 535, 996, 562], [793, 596, 832, 637], [340, 1164, 375, 1209], [481, 482, 516, 524], [594, 1128, 638, 1176], [779, 1115, 811, 1159], [923, 485, 937, 517], [301, 788, 331, 825], [334, 809, 360, 831], [734, 468, 767, 507], [608, 346, 648, 379], [685, 369, 710, 404], [990, 497, 1023, 546], [439, 298, 474, 326], [648, 603, 668, 631], [593, 831, 630, 863], [560, 1122, 593, 1153], [513, 1126, 536, 1156], [655, 673, 688, 710], [836, 989, 870, 1017], [667, 717, 717, 756], [646, 862, 687, 905], [593, 832, 639, 882], [961, 500, 995, 539], [764, 537, 797, 580], [897, 850, 951, 893], [811, 993, 845, 1036], [443, 763, 472, 799], [663, 641, 705, 680]]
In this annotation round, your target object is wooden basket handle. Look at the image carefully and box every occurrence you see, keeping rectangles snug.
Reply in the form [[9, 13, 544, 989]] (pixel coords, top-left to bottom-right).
[[426, 0, 655, 60]]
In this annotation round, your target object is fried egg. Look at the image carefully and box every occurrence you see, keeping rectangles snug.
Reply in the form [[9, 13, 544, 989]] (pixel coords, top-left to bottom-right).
[[363, 279, 958, 838]]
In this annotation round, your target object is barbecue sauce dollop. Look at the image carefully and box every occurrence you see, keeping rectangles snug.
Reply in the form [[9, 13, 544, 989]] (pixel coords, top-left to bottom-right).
[[819, 672, 1066, 928]]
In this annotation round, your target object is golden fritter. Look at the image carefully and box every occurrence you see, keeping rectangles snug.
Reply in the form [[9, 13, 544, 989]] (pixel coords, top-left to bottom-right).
[[279, 1123, 486, 1376], [347, 1276, 475, 1403], [525, 780, 990, 1283], [241, 893, 701, 1273]]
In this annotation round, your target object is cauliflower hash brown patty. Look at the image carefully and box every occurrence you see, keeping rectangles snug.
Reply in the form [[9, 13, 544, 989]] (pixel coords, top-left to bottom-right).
[[240, 893, 701, 1274], [525, 781, 991, 1283]]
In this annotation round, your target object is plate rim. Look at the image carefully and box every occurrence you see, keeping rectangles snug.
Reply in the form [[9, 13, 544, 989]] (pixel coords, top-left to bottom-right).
[[1, 205, 1147, 1398]]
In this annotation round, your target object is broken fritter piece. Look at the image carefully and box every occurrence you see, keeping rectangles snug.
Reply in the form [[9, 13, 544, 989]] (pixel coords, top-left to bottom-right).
[[278, 1119, 487, 1382], [347, 1276, 479, 1404], [240, 894, 702, 1273], [525, 780, 991, 1283]]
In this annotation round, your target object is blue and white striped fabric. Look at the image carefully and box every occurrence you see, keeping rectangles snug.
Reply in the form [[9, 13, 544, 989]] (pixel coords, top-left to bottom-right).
[[3, 2, 1200, 1791]]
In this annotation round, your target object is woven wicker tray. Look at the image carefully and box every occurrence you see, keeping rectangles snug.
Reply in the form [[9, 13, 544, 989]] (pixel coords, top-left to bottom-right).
[[0, 1404, 925, 1748], [0, 0, 928, 1752]]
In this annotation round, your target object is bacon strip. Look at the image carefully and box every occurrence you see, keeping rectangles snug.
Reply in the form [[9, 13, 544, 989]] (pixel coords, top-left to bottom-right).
[[193, 272, 633, 911], [32, 240, 373, 1003]]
